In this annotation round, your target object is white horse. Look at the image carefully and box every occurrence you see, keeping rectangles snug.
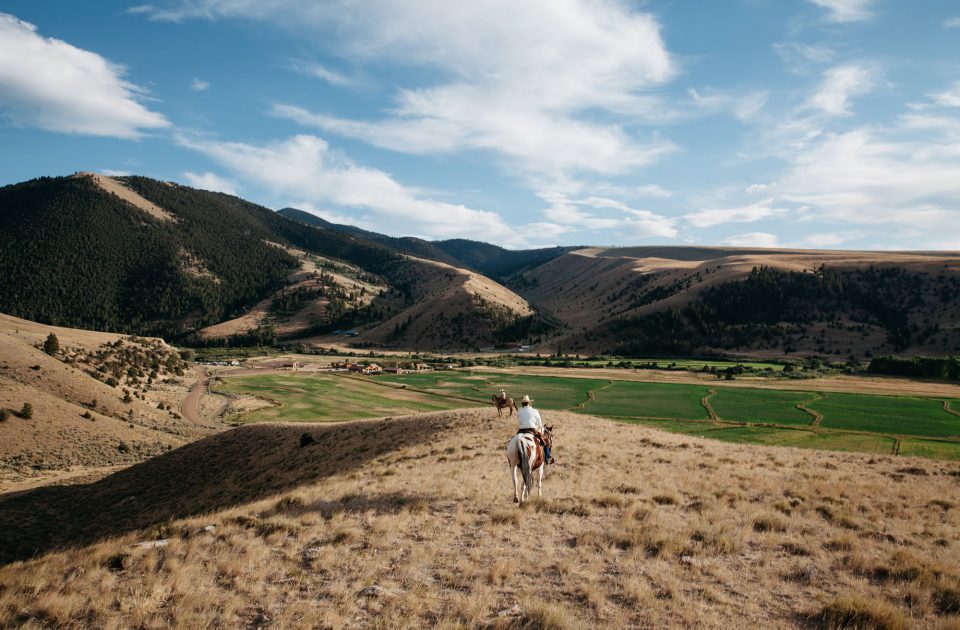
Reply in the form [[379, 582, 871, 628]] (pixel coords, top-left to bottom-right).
[[505, 426, 553, 505]]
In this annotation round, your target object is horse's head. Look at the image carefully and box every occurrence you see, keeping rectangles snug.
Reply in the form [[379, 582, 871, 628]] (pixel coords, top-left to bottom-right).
[[542, 425, 554, 449]]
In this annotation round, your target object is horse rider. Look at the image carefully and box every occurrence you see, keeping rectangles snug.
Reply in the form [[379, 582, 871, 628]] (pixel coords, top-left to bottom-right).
[[498, 388, 508, 405], [517, 394, 554, 464]]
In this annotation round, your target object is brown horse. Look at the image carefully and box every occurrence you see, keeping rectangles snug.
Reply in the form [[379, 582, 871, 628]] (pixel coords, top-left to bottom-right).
[[492, 394, 518, 417]]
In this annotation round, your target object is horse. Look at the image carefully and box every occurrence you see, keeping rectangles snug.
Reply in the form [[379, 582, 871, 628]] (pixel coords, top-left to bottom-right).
[[491, 394, 518, 417], [505, 426, 553, 505]]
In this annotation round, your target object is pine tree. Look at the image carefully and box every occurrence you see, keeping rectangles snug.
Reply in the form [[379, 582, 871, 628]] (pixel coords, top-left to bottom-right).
[[43, 332, 59, 356]]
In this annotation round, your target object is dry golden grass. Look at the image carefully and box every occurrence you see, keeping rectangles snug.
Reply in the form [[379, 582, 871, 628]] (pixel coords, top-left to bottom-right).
[[0, 315, 207, 489], [0, 408, 958, 628]]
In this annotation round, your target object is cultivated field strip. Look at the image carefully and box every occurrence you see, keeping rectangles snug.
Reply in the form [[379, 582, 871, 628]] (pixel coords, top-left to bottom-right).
[[222, 371, 960, 460]]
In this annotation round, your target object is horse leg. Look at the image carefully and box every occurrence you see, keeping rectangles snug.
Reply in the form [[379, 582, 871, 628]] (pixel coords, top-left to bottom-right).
[[511, 464, 520, 503], [537, 465, 544, 498]]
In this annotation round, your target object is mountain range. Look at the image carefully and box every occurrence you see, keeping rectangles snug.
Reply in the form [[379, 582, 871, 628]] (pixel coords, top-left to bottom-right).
[[2, 172, 959, 359]]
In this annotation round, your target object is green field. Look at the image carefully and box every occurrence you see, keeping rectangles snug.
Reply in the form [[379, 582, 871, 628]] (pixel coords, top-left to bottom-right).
[[898, 439, 960, 461], [221, 369, 960, 461], [218, 373, 472, 422], [577, 381, 712, 419], [809, 392, 960, 438], [377, 372, 607, 410], [710, 388, 815, 426]]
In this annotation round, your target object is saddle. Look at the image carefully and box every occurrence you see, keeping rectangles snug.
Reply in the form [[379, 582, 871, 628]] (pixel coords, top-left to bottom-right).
[[516, 427, 544, 445]]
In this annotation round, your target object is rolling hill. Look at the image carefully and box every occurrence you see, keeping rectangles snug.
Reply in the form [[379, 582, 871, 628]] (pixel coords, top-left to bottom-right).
[[1, 408, 957, 628], [512, 247, 960, 359], [0, 313, 210, 489]]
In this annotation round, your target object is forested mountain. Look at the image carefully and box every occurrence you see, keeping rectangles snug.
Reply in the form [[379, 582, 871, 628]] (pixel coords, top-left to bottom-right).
[[278, 207, 572, 280], [0, 175, 532, 348], [3, 174, 959, 358]]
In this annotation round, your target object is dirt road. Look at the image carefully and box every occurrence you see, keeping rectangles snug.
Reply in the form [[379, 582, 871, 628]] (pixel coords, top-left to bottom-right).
[[181, 368, 216, 427]]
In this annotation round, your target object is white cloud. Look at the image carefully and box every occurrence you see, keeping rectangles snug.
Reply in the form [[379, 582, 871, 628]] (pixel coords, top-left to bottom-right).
[[183, 171, 237, 195], [190, 77, 209, 91], [720, 232, 780, 248], [538, 192, 677, 239], [684, 199, 787, 228], [808, 0, 874, 23], [773, 42, 835, 73], [945, 16, 960, 28], [766, 127, 960, 236], [100, 169, 132, 177], [176, 133, 520, 243], [688, 87, 769, 121], [0, 13, 169, 138], [805, 64, 877, 116], [930, 82, 960, 108], [146, 1, 676, 185], [287, 60, 354, 87], [798, 231, 862, 248]]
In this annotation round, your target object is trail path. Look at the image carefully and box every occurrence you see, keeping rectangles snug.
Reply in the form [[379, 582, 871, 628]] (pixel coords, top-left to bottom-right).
[[798, 392, 826, 427], [701, 389, 719, 421], [944, 400, 960, 419]]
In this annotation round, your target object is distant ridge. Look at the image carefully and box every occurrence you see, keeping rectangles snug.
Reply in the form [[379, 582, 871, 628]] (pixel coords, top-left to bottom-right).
[[279, 207, 573, 279], [276, 207, 461, 266]]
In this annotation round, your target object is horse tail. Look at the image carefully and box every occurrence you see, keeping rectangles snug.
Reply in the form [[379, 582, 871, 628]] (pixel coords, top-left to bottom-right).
[[518, 437, 533, 492]]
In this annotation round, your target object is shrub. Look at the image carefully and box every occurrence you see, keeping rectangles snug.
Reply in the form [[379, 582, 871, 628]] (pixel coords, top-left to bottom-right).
[[118, 441, 129, 453], [19, 402, 33, 419], [299, 432, 316, 447], [0, 408, 8, 422], [43, 332, 59, 356]]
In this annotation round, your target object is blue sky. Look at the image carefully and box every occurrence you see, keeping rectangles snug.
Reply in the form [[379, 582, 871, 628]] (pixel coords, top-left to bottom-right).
[[1, 0, 959, 249]]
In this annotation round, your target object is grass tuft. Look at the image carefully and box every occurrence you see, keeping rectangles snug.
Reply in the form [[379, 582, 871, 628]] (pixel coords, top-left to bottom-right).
[[813, 594, 910, 630]]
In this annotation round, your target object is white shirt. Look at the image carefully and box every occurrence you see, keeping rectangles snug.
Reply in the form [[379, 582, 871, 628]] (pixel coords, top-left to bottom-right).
[[517, 405, 543, 431]]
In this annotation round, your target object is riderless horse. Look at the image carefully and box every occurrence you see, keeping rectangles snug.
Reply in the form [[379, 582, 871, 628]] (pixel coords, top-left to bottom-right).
[[491, 394, 518, 417], [505, 426, 553, 505]]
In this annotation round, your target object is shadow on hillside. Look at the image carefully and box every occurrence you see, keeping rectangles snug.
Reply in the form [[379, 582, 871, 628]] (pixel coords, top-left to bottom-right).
[[0, 413, 454, 566]]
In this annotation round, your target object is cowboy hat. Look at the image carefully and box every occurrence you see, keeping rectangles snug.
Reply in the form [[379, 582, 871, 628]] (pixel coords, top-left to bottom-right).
[[521, 394, 533, 403]]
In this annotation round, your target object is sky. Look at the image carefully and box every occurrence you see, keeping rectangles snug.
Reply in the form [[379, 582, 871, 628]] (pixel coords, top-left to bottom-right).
[[1, 0, 959, 250]]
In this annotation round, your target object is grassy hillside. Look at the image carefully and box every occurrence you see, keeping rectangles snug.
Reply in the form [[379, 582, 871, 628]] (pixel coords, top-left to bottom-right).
[[1, 409, 957, 628], [0, 175, 537, 350], [0, 314, 209, 488]]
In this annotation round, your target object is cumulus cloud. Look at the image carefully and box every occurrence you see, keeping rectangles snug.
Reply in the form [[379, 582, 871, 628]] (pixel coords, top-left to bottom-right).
[[190, 78, 209, 91], [142, 1, 676, 186], [176, 133, 520, 242], [684, 199, 787, 228], [0, 13, 169, 138], [183, 171, 237, 195], [808, 0, 874, 23], [758, 121, 960, 243], [944, 16, 960, 28]]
